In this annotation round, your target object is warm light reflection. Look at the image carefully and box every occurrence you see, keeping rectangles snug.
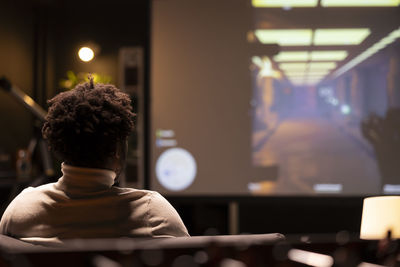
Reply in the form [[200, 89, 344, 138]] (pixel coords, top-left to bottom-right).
[[288, 249, 334, 267], [274, 51, 309, 62], [78, 47, 95, 62], [255, 29, 313, 46], [321, 0, 400, 7], [358, 263, 387, 267], [252, 0, 318, 7], [310, 51, 348, 61], [23, 95, 35, 107], [314, 29, 370, 45]]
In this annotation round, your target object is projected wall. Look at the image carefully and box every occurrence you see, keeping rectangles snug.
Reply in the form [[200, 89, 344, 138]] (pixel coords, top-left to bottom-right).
[[150, 0, 400, 195]]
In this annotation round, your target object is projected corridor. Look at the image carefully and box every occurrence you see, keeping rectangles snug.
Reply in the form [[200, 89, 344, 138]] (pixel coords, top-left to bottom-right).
[[253, 107, 381, 195]]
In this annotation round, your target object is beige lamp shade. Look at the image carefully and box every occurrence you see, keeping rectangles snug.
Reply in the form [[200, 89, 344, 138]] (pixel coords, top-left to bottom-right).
[[360, 196, 400, 240]]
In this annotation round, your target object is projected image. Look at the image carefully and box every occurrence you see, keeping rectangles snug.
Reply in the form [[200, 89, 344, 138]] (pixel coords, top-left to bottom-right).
[[250, 2, 400, 195], [151, 0, 400, 195]]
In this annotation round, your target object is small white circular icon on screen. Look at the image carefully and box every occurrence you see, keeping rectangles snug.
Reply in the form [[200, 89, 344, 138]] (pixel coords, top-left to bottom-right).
[[156, 147, 197, 191]]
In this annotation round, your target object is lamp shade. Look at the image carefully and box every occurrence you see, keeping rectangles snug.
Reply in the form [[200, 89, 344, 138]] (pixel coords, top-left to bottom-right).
[[360, 196, 400, 240]]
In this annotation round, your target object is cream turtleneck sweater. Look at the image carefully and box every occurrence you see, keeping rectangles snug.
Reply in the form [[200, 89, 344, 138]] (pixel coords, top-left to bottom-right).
[[0, 164, 189, 244]]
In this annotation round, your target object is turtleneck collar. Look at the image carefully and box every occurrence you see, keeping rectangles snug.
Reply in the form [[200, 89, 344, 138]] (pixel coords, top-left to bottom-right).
[[56, 163, 116, 192]]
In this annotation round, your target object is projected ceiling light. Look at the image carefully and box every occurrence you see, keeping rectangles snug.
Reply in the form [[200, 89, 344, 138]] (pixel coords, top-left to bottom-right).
[[284, 72, 307, 78], [255, 29, 312, 46], [313, 29, 371, 45], [321, 0, 400, 7], [285, 73, 307, 78], [274, 51, 309, 62], [307, 74, 325, 78], [279, 63, 308, 70], [284, 71, 307, 76], [334, 27, 400, 78], [308, 62, 337, 70], [288, 76, 305, 81], [307, 74, 326, 78], [252, 0, 318, 7], [78, 47, 94, 62], [307, 70, 331, 75], [310, 51, 348, 61]]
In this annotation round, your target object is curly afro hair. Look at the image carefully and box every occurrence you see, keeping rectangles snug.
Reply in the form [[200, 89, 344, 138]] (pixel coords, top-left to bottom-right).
[[42, 80, 135, 167]]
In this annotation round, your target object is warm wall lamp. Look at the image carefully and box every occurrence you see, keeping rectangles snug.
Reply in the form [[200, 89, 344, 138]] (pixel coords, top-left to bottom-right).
[[360, 196, 400, 240], [78, 43, 100, 62], [78, 47, 94, 62]]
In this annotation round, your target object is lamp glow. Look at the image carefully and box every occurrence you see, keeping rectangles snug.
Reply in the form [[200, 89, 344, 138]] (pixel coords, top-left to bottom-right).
[[314, 29, 371, 45], [78, 47, 94, 62], [360, 196, 400, 240], [255, 29, 313, 46], [252, 0, 318, 7], [288, 249, 333, 267], [321, 0, 400, 7]]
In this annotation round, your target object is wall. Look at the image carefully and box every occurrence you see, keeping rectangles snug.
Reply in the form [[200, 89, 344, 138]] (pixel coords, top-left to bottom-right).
[[48, 0, 149, 97], [0, 2, 35, 154]]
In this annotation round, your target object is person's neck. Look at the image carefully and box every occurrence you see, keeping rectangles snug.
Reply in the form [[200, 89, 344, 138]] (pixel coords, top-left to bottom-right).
[[64, 160, 115, 171]]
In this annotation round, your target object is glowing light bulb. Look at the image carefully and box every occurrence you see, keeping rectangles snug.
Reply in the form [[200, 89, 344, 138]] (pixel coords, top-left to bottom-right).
[[78, 47, 94, 62]]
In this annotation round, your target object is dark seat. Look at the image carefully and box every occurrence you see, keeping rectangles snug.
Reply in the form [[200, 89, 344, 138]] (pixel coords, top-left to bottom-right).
[[0, 233, 285, 253], [0, 233, 285, 266]]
